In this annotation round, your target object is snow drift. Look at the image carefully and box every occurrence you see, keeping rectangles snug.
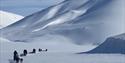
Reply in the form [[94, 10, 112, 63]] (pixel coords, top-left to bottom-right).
[[84, 33, 125, 54], [0, 10, 24, 29], [0, 0, 124, 44]]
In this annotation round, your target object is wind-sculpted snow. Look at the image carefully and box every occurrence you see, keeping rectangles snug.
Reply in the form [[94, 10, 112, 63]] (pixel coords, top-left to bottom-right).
[[0, 0, 124, 44]]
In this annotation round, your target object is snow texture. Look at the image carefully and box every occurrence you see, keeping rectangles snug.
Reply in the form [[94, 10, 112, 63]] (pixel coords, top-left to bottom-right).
[[0, 0, 125, 45], [0, 10, 24, 29], [0, 37, 125, 63]]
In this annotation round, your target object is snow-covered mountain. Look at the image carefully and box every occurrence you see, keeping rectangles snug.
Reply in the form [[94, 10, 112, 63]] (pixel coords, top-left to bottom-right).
[[0, 10, 24, 29], [84, 33, 125, 54], [0, 0, 125, 44], [0, 0, 64, 16]]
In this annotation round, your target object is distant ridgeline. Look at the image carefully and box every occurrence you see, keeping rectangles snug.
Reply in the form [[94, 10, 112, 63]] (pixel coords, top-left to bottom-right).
[[81, 33, 125, 54]]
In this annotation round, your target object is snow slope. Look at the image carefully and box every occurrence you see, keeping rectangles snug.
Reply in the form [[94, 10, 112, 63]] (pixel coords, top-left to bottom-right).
[[0, 0, 125, 44], [0, 10, 24, 29], [0, 36, 97, 63], [0, 37, 124, 63], [84, 33, 125, 54]]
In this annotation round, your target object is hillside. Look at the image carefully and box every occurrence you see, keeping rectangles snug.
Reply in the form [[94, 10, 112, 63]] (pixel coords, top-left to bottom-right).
[[85, 33, 125, 54], [0, 10, 24, 29]]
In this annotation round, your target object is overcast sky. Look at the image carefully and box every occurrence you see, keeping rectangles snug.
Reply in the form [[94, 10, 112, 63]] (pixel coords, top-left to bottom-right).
[[0, 0, 64, 16]]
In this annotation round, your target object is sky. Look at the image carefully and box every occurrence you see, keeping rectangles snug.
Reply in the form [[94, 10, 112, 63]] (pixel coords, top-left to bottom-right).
[[0, 0, 64, 16]]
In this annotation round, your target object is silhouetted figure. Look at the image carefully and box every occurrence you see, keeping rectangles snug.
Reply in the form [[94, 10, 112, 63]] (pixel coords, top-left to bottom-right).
[[32, 48, 36, 53], [45, 49, 48, 52], [23, 49, 28, 56], [13, 50, 20, 63], [29, 48, 36, 54], [13, 51, 18, 61], [38, 48, 42, 52]]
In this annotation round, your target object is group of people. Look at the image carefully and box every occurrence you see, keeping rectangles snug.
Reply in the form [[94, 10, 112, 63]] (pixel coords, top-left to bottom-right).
[[13, 48, 48, 63]]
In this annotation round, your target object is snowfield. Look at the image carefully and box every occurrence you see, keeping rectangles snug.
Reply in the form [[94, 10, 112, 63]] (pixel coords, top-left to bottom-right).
[[0, 37, 95, 63], [0, 38, 125, 63]]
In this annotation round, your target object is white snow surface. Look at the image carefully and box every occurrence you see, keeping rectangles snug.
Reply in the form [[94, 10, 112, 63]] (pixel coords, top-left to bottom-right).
[[0, 38, 125, 63], [0, 37, 96, 63], [0, 10, 24, 29]]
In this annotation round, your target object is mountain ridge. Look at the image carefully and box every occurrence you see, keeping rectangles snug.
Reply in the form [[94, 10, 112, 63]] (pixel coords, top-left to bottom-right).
[[0, 0, 124, 45], [87, 33, 125, 54]]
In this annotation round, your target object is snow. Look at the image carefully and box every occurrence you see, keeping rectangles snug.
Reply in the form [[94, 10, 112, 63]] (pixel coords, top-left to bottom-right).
[[0, 38, 125, 63], [0, 0, 125, 63], [1, 34, 124, 63], [85, 33, 125, 53], [114, 33, 125, 40], [0, 10, 24, 29], [0, 37, 97, 63], [0, 37, 10, 43], [34, 9, 87, 31], [0, 0, 64, 16], [23, 53, 125, 63], [0, 0, 124, 45]]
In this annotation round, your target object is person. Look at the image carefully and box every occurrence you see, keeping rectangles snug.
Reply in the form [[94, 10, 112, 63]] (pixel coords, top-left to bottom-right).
[[38, 48, 42, 52], [23, 49, 28, 56], [45, 49, 48, 52], [29, 48, 36, 54], [13, 50, 20, 63], [20, 49, 28, 57], [32, 48, 36, 53], [13, 50, 18, 61]]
